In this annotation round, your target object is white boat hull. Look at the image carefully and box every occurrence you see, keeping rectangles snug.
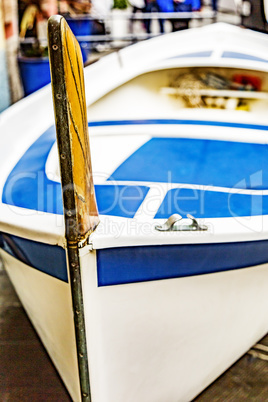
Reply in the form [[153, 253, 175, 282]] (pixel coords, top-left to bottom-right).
[[2, 239, 268, 401], [81, 251, 268, 402]]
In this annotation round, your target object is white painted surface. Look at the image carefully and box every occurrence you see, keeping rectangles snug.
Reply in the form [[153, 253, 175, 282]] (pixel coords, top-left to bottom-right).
[[80, 250, 268, 402]]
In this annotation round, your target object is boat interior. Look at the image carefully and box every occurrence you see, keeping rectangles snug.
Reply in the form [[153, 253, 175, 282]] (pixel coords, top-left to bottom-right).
[[88, 66, 268, 121]]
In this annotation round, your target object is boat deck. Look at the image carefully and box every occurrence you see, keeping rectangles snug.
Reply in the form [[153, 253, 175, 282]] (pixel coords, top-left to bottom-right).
[[0, 264, 267, 401], [4, 123, 268, 221]]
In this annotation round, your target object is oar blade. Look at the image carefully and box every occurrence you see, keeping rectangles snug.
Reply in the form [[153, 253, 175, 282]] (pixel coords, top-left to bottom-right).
[[48, 15, 99, 244]]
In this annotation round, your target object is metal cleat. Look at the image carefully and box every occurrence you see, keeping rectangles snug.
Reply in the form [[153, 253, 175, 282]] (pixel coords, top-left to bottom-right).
[[155, 214, 208, 232]]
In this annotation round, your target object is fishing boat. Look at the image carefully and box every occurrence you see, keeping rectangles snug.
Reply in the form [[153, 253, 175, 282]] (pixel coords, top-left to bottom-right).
[[0, 16, 268, 401]]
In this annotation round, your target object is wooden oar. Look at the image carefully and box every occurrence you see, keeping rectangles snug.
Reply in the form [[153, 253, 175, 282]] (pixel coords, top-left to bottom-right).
[[48, 15, 99, 401], [48, 15, 99, 243]]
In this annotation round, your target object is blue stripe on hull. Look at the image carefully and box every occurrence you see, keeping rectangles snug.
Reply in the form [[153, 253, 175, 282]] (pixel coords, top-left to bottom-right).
[[97, 240, 268, 286], [0, 232, 68, 282]]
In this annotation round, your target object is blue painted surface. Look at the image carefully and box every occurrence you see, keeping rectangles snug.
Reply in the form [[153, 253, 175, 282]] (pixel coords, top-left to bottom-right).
[[2, 126, 62, 214], [155, 188, 268, 219], [66, 17, 92, 36], [18, 56, 51, 96], [0, 232, 68, 282], [222, 51, 268, 63], [110, 137, 268, 190], [169, 51, 213, 59], [95, 185, 149, 218], [2, 126, 148, 218], [3, 119, 268, 219], [97, 240, 268, 286], [65, 17, 92, 63]]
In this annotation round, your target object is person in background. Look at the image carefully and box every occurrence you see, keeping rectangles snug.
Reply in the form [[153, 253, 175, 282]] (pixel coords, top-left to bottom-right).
[[240, 0, 268, 33], [19, 0, 59, 58], [128, 0, 146, 34], [91, 0, 113, 33], [157, 0, 174, 31], [172, 0, 192, 31], [129, 0, 146, 15], [19, 0, 57, 45], [211, 0, 218, 11], [59, 0, 92, 15], [40, 0, 58, 17], [192, 0, 201, 10], [91, 0, 113, 16], [144, 0, 164, 34]]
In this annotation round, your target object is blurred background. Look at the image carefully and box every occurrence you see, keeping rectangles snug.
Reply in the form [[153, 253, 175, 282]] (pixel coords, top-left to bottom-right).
[[0, 0, 267, 111]]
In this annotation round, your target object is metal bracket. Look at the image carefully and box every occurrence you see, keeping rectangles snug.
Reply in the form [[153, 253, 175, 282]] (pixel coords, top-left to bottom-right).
[[155, 214, 208, 232]]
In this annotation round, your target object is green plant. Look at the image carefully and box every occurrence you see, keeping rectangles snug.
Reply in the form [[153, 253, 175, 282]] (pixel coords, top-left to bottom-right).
[[20, 40, 48, 58], [113, 0, 128, 9]]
